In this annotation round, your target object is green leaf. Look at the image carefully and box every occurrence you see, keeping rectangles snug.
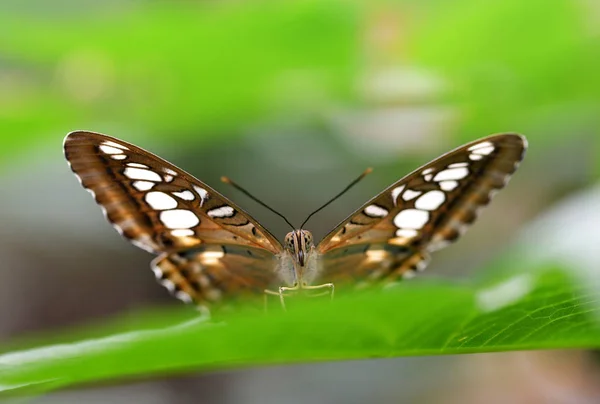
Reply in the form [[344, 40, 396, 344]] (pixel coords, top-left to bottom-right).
[[411, 0, 600, 143], [1, 186, 600, 395], [0, 0, 359, 159]]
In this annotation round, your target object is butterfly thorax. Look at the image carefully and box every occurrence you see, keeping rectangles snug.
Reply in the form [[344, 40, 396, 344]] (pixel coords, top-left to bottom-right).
[[281, 229, 319, 287]]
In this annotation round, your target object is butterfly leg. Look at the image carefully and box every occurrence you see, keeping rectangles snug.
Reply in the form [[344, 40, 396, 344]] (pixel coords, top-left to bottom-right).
[[302, 283, 335, 301], [263, 293, 269, 313], [262, 290, 287, 312], [277, 285, 303, 311], [263, 287, 295, 311], [264, 283, 333, 311], [279, 288, 288, 311]]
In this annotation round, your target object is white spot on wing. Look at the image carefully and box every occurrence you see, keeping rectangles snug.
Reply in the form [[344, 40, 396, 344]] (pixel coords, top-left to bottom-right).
[[439, 180, 459, 191], [164, 175, 174, 182], [395, 228, 418, 238], [160, 209, 200, 229], [364, 205, 388, 218], [402, 189, 422, 201], [124, 167, 162, 182], [171, 229, 195, 237], [115, 217, 138, 232], [472, 146, 494, 155], [415, 259, 428, 271], [201, 250, 225, 266], [175, 291, 193, 303], [393, 209, 429, 229], [160, 279, 176, 293], [164, 168, 177, 176], [131, 236, 156, 253], [145, 191, 178, 210], [112, 223, 124, 235], [127, 163, 149, 168], [207, 206, 235, 218], [203, 251, 225, 259], [99, 145, 124, 155], [424, 174, 433, 181], [391, 185, 405, 205], [193, 186, 208, 204], [111, 154, 127, 160], [422, 168, 434, 175], [448, 162, 469, 168], [468, 141, 493, 152], [415, 190, 446, 211], [132, 181, 155, 191], [102, 140, 129, 150], [402, 270, 417, 279], [172, 190, 195, 201], [365, 249, 387, 263], [151, 266, 163, 279], [467, 142, 495, 159], [433, 167, 469, 181]]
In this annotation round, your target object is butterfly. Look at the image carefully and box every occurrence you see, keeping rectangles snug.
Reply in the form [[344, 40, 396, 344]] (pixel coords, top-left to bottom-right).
[[64, 131, 526, 311]]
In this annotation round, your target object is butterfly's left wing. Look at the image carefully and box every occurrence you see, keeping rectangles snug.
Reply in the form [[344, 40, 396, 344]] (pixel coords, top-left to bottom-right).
[[64, 131, 284, 307], [64, 131, 282, 255], [316, 134, 527, 287], [151, 244, 279, 307]]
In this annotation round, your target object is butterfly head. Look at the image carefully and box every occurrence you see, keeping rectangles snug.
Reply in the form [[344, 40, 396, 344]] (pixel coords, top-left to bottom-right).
[[284, 230, 314, 267]]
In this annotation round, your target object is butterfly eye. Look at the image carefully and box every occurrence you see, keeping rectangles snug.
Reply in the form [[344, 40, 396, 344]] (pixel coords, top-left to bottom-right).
[[304, 234, 313, 247], [284, 233, 295, 251]]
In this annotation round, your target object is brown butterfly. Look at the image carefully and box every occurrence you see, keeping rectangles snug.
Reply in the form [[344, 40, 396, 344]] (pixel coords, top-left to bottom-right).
[[64, 131, 526, 311]]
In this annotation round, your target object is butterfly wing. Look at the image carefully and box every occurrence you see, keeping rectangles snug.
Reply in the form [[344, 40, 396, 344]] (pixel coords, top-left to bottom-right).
[[316, 133, 527, 286], [152, 244, 279, 307], [64, 131, 284, 305]]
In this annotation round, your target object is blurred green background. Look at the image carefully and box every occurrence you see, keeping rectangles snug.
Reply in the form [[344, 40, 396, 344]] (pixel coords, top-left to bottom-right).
[[2, 0, 600, 402]]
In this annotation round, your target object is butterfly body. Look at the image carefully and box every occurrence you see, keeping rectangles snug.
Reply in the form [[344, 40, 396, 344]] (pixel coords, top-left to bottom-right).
[[282, 229, 319, 286], [64, 131, 526, 311]]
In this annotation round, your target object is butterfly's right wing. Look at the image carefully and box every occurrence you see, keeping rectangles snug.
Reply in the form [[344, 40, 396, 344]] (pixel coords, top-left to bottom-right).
[[316, 134, 527, 287]]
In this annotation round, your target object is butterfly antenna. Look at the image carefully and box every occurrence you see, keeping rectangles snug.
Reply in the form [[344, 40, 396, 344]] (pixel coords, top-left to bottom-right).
[[300, 167, 373, 229], [221, 176, 296, 231]]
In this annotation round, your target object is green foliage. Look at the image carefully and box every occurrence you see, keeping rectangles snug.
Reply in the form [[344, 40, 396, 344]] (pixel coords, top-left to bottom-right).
[[412, 0, 600, 143], [5, 186, 599, 393], [3, 0, 599, 160], [2, 0, 600, 396], [1, 261, 599, 395], [0, 0, 359, 157]]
